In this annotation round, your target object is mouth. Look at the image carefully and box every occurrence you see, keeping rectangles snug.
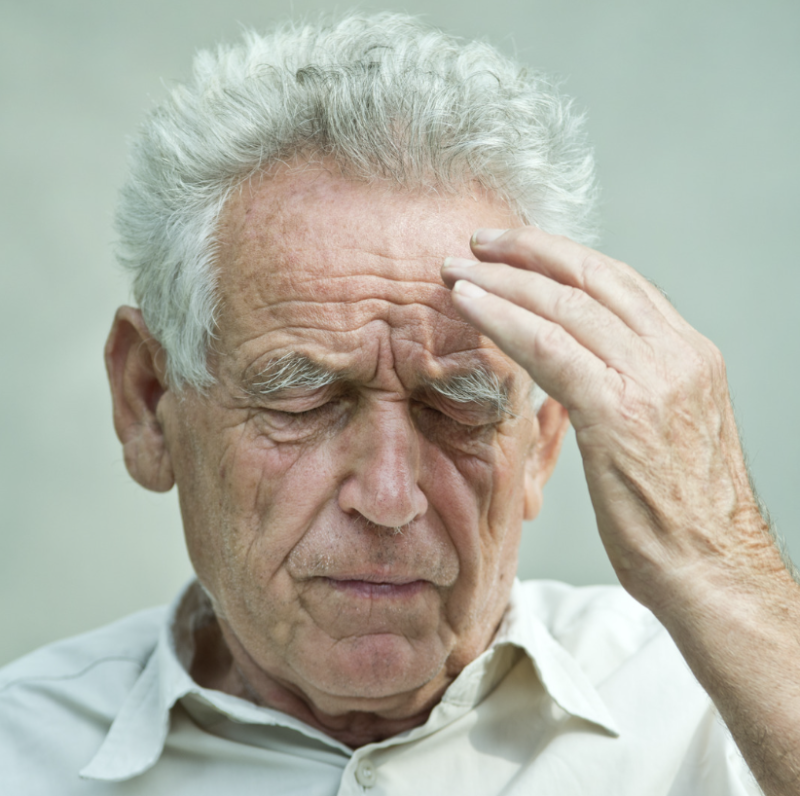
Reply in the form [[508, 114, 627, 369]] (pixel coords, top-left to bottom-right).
[[322, 577, 429, 599]]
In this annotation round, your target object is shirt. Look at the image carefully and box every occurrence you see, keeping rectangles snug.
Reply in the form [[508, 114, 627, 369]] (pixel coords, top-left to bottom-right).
[[0, 579, 763, 795]]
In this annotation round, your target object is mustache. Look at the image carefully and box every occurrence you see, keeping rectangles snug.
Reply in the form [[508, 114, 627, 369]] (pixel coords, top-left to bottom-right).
[[359, 518, 411, 537], [285, 516, 458, 585]]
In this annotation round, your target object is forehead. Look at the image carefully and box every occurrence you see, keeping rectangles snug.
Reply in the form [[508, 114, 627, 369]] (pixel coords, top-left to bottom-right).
[[213, 165, 522, 386]]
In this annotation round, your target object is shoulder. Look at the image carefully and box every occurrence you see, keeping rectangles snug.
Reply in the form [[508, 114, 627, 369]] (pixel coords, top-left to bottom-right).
[[0, 607, 167, 787], [515, 579, 668, 684], [0, 605, 165, 695]]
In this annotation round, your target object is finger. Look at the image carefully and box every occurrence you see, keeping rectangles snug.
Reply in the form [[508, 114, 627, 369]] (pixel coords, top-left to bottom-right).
[[442, 257, 652, 373], [448, 279, 620, 417], [470, 227, 691, 337]]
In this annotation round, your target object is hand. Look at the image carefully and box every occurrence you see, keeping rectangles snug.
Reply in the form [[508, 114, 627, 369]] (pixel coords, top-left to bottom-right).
[[441, 227, 783, 614], [441, 226, 800, 796]]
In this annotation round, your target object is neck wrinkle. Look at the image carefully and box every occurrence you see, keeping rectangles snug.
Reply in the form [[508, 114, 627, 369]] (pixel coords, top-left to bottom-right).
[[192, 613, 451, 748]]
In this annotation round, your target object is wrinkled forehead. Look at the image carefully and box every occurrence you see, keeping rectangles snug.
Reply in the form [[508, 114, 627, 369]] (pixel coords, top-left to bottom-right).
[[212, 165, 523, 387]]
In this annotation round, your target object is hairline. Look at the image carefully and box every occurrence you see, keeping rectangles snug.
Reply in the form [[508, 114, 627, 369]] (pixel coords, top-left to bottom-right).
[[116, 13, 599, 391]]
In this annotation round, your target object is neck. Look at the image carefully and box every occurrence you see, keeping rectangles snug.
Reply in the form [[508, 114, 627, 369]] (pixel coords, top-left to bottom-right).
[[190, 617, 452, 748]]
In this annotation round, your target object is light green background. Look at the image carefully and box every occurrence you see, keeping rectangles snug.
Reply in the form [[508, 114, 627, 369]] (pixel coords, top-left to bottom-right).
[[2, 0, 798, 665]]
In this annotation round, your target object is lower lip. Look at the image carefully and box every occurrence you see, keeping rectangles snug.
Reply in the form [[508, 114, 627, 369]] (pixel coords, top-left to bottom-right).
[[323, 578, 428, 599]]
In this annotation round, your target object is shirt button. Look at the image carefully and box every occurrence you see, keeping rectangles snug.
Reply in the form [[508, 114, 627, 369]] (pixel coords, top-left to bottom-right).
[[355, 757, 377, 788]]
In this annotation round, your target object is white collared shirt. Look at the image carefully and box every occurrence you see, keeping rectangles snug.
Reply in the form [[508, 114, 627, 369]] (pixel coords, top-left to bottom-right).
[[0, 579, 762, 795]]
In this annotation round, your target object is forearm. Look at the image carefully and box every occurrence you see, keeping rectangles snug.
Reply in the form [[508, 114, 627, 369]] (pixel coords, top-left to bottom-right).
[[653, 536, 800, 796]]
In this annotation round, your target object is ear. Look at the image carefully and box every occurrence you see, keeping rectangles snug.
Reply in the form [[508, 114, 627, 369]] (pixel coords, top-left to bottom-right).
[[105, 306, 175, 492], [522, 397, 570, 520]]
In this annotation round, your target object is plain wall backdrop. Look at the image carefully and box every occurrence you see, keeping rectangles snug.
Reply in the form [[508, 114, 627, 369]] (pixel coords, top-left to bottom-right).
[[2, 0, 798, 665]]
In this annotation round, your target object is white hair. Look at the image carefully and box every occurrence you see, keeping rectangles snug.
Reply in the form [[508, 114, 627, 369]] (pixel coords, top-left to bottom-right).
[[116, 12, 598, 402]]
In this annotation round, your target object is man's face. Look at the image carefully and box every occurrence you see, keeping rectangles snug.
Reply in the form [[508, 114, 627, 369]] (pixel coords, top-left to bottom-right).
[[158, 166, 559, 715]]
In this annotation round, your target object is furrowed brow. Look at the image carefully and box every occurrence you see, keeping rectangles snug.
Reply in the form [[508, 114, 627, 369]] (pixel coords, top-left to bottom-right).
[[425, 369, 513, 417], [242, 353, 340, 399]]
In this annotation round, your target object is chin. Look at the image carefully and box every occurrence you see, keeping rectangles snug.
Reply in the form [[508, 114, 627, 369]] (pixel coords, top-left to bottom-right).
[[304, 632, 445, 703]]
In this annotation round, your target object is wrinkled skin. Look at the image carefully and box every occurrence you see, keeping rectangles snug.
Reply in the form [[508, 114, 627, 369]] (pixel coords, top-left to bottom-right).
[[107, 162, 800, 793], [442, 230, 779, 610], [105, 167, 568, 747], [442, 228, 800, 796]]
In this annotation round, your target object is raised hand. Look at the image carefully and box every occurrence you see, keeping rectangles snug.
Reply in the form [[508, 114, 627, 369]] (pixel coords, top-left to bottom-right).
[[442, 226, 800, 796]]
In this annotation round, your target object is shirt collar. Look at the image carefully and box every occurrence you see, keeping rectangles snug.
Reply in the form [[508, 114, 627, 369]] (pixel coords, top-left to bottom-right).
[[81, 578, 618, 782], [494, 579, 620, 735]]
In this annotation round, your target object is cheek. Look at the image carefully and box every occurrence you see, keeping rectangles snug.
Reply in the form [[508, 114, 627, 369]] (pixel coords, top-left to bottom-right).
[[428, 428, 528, 544], [485, 436, 531, 535], [178, 419, 341, 597], [427, 430, 529, 597], [422, 440, 499, 572]]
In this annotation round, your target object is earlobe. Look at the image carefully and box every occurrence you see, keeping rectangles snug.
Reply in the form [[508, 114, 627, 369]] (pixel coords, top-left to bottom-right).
[[105, 306, 175, 492], [522, 397, 570, 520]]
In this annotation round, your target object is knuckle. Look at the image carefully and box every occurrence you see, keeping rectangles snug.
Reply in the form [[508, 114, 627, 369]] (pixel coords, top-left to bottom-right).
[[648, 341, 727, 410], [578, 253, 611, 288], [614, 378, 651, 423], [513, 226, 545, 250], [704, 340, 727, 377], [680, 339, 725, 387], [531, 321, 567, 360], [552, 284, 588, 317], [663, 353, 706, 400], [682, 346, 708, 378]]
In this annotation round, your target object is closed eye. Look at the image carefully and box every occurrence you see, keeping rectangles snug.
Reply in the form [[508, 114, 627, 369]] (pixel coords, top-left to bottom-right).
[[267, 400, 344, 423], [410, 404, 499, 454], [252, 396, 354, 442], [274, 404, 329, 417], [413, 397, 506, 428]]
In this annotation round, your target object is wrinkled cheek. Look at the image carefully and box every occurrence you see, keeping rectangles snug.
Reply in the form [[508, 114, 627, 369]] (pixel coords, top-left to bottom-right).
[[235, 570, 308, 656], [479, 458, 526, 587], [422, 453, 491, 628], [215, 439, 344, 640], [171, 430, 233, 592], [485, 458, 526, 540], [444, 450, 525, 632], [179, 432, 286, 606], [445, 448, 498, 548]]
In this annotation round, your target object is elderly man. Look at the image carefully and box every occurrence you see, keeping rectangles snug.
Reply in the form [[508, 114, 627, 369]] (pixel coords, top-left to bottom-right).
[[2, 12, 799, 796]]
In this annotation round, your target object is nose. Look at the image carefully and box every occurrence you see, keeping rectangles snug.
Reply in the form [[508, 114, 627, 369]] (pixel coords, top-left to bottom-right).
[[337, 400, 428, 528]]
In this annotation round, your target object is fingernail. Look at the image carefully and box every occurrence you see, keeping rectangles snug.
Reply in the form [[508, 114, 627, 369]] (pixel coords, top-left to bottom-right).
[[443, 256, 477, 268], [453, 279, 487, 298], [472, 228, 507, 246]]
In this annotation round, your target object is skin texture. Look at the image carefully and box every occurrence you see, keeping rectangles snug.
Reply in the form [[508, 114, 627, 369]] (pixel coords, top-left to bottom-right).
[[107, 165, 800, 791], [443, 229, 800, 796], [105, 167, 569, 748]]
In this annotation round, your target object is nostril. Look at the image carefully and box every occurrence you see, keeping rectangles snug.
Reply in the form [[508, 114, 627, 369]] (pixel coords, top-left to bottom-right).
[[356, 516, 412, 536]]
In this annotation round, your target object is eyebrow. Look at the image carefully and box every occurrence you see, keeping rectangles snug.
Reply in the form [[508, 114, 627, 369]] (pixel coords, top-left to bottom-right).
[[243, 352, 514, 416], [242, 353, 340, 399], [423, 370, 513, 418]]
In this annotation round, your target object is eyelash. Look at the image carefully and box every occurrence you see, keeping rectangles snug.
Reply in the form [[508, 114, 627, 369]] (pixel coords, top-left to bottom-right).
[[273, 400, 496, 421], [417, 398, 505, 425], [272, 402, 340, 422], [277, 405, 327, 416], [408, 407, 500, 457]]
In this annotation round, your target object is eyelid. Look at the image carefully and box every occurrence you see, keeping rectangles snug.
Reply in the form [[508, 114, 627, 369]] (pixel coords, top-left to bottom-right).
[[256, 385, 337, 410], [265, 400, 331, 417], [417, 395, 504, 426], [272, 403, 328, 416]]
